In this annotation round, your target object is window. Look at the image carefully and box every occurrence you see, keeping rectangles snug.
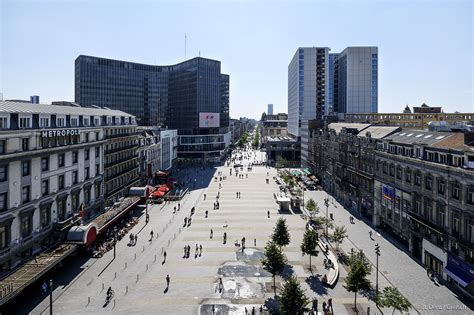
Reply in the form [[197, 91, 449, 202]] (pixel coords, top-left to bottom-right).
[[438, 180, 445, 195], [0, 225, 9, 249], [453, 156, 463, 167], [40, 206, 51, 228], [72, 151, 78, 164], [41, 157, 49, 171], [0, 115, 9, 129], [0, 140, 5, 154], [58, 153, 65, 167], [85, 149, 89, 160], [439, 155, 447, 164], [22, 161, 30, 176], [84, 187, 91, 204], [95, 132, 100, 141], [94, 118, 100, 127], [426, 176, 432, 190], [39, 116, 50, 128], [58, 175, 65, 190], [19, 116, 31, 129], [72, 171, 78, 184], [95, 163, 100, 175], [71, 192, 79, 211], [468, 187, 474, 205], [41, 179, 49, 196], [21, 138, 29, 151], [415, 172, 421, 186], [389, 164, 395, 177], [83, 117, 90, 127], [56, 116, 66, 127], [396, 166, 402, 180], [0, 193, 7, 211], [20, 214, 32, 238], [57, 199, 66, 221], [85, 167, 90, 180], [22, 186, 30, 203], [95, 147, 100, 158], [405, 168, 411, 183], [0, 165, 7, 182], [452, 182, 461, 200]]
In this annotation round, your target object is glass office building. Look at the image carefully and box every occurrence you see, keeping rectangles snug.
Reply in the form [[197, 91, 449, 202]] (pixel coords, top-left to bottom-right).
[[75, 55, 230, 161]]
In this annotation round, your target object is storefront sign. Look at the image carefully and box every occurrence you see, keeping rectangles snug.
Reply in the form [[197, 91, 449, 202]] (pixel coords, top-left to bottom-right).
[[41, 129, 80, 138]]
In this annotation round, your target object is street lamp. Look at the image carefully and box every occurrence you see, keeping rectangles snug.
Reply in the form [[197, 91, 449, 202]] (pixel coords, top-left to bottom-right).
[[113, 226, 118, 259], [324, 197, 329, 238], [375, 243, 381, 305], [49, 279, 53, 315]]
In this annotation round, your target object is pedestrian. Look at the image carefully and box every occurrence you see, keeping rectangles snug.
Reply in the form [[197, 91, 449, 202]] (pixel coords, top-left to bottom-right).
[[42, 282, 48, 295], [166, 274, 170, 287], [200, 244, 203, 255], [205, 210, 208, 218], [236, 192, 238, 198], [254, 238, 256, 246], [252, 306, 255, 315], [267, 210, 270, 218], [164, 250, 167, 260], [212, 305, 215, 314], [369, 230, 373, 239], [322, 301, 327, 313], [210, 229, 213, 238], [150, 230, 154, 241], [135, 234, 138, 244], [204, 194, 206, 200]]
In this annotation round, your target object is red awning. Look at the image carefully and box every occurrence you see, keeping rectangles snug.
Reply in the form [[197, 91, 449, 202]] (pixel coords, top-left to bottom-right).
[[152, 190, 165, 197], [158, 186, 170, 192]]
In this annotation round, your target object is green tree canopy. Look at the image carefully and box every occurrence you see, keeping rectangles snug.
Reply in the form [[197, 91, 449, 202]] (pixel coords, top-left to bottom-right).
[[305, 199, 320, 217], [280, 276, 310, 314], [276, 156, 288, 168], [300, 228, 319, 271], [332, 225, 348, 250], [262, 241, 287, 297], [272, 217, 290, 247], [378, 286, 412, 315], [344, 250, 372, 310]]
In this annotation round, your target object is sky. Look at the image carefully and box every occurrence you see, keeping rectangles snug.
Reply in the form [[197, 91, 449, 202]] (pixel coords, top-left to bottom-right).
[[1, 0, 473, 119]]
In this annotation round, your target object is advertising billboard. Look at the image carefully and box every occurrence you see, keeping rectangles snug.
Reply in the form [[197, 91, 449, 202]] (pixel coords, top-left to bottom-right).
[[199, 112, 220, 128]]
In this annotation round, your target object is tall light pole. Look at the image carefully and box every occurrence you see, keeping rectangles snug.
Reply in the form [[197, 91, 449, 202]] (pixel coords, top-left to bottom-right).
[[49, 279, 53, 315], [113, 226, 118, 259], [324, 197, 329, 238], [375, 243, 381, 306]]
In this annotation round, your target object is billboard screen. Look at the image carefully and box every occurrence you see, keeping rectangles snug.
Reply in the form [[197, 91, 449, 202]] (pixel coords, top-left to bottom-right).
[[199, 112, 220, 128]]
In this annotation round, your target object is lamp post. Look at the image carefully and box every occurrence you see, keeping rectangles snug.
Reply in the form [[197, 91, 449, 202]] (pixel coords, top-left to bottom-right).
[[49, 279, 53, 315], [375, 243, 381, 305], [113, 226, 118, 259], [324, 197, 329, 238], [146, 199, 149, 224]]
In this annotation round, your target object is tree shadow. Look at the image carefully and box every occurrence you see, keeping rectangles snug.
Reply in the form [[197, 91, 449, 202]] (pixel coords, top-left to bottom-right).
[[281, 264, 294, 279], [360, 286, 376, 302], [305, 275, 328, 295], [264, 296, 279, 314]]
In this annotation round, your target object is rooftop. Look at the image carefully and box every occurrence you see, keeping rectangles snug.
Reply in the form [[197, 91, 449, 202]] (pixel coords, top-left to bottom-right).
[[357, 126, 400, 139], [385, 130, 457, 146], [0, 101, 134, 117], [328, 123, 371, 134]]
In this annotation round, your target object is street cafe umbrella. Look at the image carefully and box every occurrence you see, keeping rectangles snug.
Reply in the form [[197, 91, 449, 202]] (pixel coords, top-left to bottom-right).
[[152, 190, 165, 198], [158, 185, 170, 192]]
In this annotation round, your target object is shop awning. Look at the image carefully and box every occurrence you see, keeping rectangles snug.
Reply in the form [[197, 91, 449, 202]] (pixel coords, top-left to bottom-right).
[[152, 190, 165, 197], [444, 263, 474, 287], [67, 223, 98, 246], [303, 168, 311, 175], [158, 185, 170, 192]]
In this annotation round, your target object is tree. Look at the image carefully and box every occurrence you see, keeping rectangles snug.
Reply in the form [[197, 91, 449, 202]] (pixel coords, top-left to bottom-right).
[[344, 251, 372, 311], [332, 225, 347, 250], [276, 156, 288, 168], [272, 217, 290, 248], [280, 276, 309, 314], [305, 199, 320, 217], [348, 249, 372, 275], [262, 241, 287, 297], [300, 228, 319, 272], [378, 286, 412, 315]]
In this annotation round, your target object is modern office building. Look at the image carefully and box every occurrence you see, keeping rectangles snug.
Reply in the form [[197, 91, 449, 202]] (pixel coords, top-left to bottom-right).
[[75, 55, 230, 161], [333, 47, 378, 114], [267, 104, 274, 115], [0, 101, 136, 272]]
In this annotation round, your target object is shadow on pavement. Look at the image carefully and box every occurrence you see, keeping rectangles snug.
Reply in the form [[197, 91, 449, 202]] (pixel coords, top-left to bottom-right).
[[264, 296, 279, 314], [305, 275, 328, 295], [281, 264, 294, 279]]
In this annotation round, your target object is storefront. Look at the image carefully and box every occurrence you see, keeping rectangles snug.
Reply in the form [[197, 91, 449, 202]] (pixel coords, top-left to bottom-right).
[[423, 238, 447, 279], [444, 254, 474, 297]]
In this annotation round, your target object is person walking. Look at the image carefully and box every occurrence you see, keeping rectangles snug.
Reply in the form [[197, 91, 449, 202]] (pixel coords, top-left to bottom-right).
[[210, 229, 213, 238], [150, 230, 154, 241], [369, 230, 373, 239], [166, 274, 170, 288], [199, 244, 203, 255], [134, 234, 138, 244], [164, 250, 167, 261], [204, 193, 206, 200]]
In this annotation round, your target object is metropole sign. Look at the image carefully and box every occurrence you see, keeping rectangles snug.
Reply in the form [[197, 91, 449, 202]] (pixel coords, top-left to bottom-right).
[[41, 129, 80, 138]]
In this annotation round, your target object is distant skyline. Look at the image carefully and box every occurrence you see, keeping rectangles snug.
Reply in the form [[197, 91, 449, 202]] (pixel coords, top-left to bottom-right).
[[1, 0, 473, 119]]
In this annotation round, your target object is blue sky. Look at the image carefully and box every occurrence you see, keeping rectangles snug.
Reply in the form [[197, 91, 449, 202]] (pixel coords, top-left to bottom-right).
[[1, 0, 472, 119]]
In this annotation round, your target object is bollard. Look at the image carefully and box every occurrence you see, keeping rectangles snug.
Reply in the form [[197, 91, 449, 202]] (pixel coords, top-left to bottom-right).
[[146, 264, 148, 271], [142, 245, 145, 252], [124, 262, 127, 269], [88, 296, 90, 305], [154, 254, 157, 262], [136, 274, 139, 282], [113, 300, 116, 308], [134, 253, 137, 260], [114, 272, 117, 280], [125, 285, 128, 294], [168, 239, 170, 245], [174, 233, 176, 239], [102, 283, 104, 291], [156, 233, 159, 239]]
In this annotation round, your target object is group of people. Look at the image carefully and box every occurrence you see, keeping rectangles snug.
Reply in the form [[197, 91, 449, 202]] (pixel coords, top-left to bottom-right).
[[89, 217, 139, 258], [236, 192, 242, 198], [183, 243, 203, 259]]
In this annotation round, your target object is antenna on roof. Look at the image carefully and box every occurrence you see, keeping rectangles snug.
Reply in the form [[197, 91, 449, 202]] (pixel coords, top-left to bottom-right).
[[199, 51, 201, 57], [185, 33, 187, 60]]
